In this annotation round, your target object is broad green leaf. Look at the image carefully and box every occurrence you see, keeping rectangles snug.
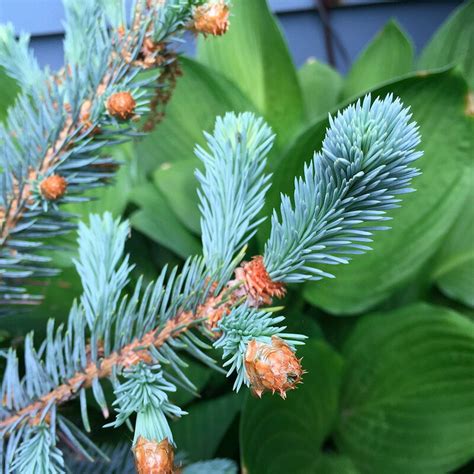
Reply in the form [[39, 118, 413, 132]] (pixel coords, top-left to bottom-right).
[[135, 57, 254, 174], [301, 70, 472, 314], [0, 67, 19, 120], [240, 340, 343, 474], [298, 58, 343, 122], [314, 455, 359, 474], [342, 20, 414, 100], [172, 392, 244, 461], [433, 176, 474, 307], [129, 183, 201, 258], [284, 310, 324, 341], [317, 313, 360, 351], [424, 20, 474, 307], [437, 259, 474, 307], [153, 159, 201, 235], [126, 231, 164, 283], [336, 303, 474, 474], [1, 266, 83, 337], [419, 0, 474, 89], [197, 0, 304, 145]]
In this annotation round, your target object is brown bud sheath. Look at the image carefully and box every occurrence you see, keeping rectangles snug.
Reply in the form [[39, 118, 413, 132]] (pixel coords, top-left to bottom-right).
[[245, 336, 303, 399], [133, 437, 174, 474], [39, 175, 68, 201], [234, 256, 286, 306], [106, 91, 137, 120], [192, 1, 230, 36]]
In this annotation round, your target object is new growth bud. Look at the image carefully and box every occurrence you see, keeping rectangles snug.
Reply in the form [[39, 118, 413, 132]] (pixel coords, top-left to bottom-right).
[[106, 91, 137, 120], [192, 0, 230, 36], [234, 256, 286, 306], [245, 336, 303, 398], [39, 175, 67, 201], [133, 437, 175, 474]]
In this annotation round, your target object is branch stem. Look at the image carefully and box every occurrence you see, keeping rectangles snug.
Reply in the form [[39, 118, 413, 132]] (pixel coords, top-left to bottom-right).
[[0, 256, 284, 432]]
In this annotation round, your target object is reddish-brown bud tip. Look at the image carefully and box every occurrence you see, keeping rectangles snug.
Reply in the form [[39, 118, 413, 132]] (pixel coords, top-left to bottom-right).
[[192, 1, 230, 36], [235, 256, 286, 306], [245, 336, 303, 398], [133, 437, 175, 474], [107, 91, 137, 120], [39, 175, 68, 201]]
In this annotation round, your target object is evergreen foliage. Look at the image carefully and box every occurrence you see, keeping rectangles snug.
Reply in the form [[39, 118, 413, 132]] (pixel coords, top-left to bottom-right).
[[0, 0, 208, 307], [108, 362, 186, 445], [195, 112, 274, 281], [0, 94, 422, 470], [215, 306, 306, 391], [264, 95, 422, 283], [0, 2, 425, 463]]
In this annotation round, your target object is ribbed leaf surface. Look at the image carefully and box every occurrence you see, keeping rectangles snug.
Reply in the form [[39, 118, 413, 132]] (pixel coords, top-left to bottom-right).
[[336, 304, 474, 473]]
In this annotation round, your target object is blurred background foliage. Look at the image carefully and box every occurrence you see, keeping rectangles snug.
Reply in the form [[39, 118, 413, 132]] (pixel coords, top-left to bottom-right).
[[0, 0, 473, 472]]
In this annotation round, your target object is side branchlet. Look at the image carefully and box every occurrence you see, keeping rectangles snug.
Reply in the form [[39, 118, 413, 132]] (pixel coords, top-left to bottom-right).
[[0, 0, 224, 308]]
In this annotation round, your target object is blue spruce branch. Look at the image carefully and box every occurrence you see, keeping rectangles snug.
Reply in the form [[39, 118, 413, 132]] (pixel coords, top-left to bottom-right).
[[0, 0, 224, 308], [264, 94, 422, 283], [0, 97, 421, 471]]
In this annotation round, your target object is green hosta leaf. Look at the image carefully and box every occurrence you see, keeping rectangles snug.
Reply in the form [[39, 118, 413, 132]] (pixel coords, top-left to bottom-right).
[[433, 178, 474, 307], [298, 58, 343, 122], [2, 266, 83, 337], [437, 259, 474, 308], [0, 67, 19, 120], [135, 57, 254, 175], [172, 392, 244, 462], [153, 159, 201, 235], [419, 0, 474, 89], [336, 303, 474, 474], [240, 340, 343, 474], [283, 310, 324, 341], [420, 3, 474, 305], [129, 183, 201, 258], [197, 0, 304, 146], [317, 313, 360, 352], [342, 20, 414, 100], [302, 70, 471, 314], [144, 57, 256, 236], [314, 455, 359, 474]]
